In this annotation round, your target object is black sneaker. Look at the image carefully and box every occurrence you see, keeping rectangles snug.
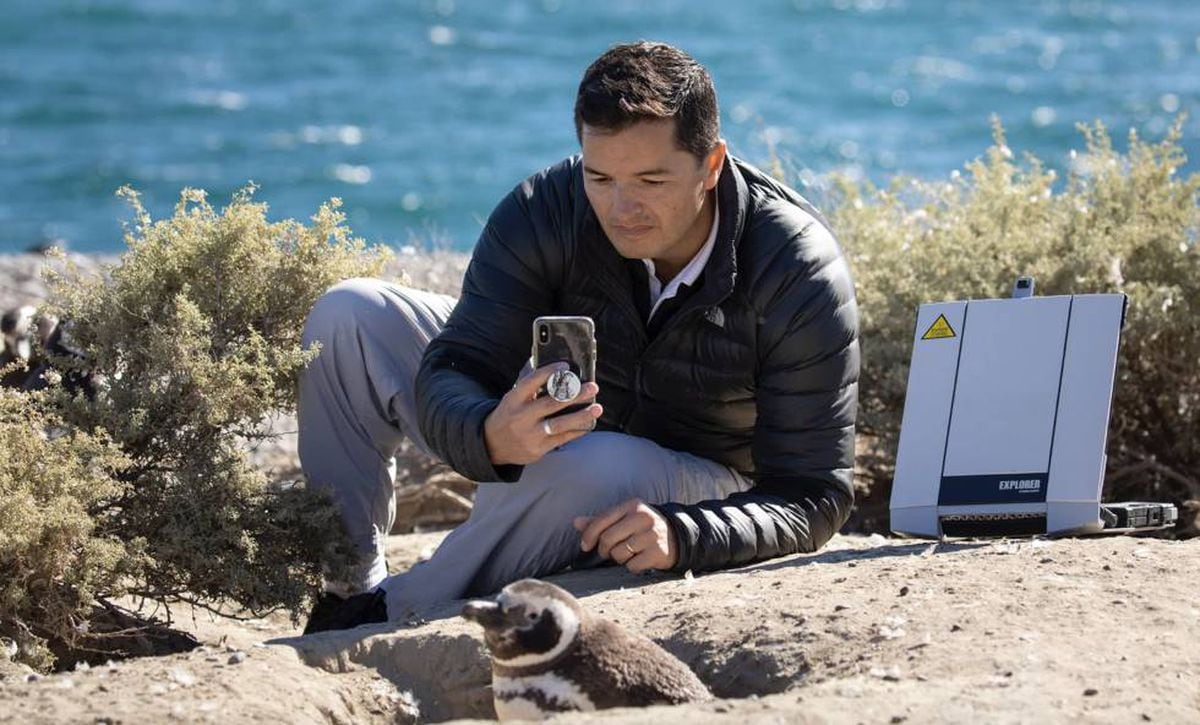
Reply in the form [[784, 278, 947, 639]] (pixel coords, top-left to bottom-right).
[[302, 589, 388, 635]]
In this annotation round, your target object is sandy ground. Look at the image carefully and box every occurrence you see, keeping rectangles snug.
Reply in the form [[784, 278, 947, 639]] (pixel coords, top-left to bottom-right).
[[2, 531, 1197, 724]]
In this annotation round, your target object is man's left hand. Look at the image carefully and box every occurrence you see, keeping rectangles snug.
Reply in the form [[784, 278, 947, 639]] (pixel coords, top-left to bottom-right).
[[573, 498, 678, 573]]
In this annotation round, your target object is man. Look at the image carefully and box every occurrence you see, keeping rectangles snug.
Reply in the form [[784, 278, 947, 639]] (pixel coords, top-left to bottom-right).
[[298, 41, 858, 633]]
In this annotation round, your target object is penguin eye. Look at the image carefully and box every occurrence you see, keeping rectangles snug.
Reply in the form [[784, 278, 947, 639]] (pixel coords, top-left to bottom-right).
[[527, 611, 539, 621]]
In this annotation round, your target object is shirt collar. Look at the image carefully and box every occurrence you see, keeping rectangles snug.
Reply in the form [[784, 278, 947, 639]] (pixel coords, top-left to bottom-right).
[[642, 201, 720, 319]]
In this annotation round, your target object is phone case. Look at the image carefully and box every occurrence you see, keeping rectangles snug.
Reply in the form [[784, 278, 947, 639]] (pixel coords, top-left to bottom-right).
[[532, 316, 596, 414]]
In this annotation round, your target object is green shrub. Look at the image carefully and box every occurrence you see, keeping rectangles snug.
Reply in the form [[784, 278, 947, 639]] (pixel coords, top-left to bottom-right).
[[0, 186, 390, 670], [0, 387, 144, 671], [832, 118, 1200, 524]]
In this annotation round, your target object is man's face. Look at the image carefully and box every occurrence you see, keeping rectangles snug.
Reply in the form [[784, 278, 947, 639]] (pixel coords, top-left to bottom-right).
[[581, 119, 724, 274]]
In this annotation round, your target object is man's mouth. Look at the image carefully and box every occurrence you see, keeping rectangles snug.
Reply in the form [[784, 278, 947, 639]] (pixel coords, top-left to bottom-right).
[[612, 224, 654, 238]]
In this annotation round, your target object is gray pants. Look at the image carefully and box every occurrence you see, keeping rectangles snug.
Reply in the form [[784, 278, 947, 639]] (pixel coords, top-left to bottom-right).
[[298, 278, 750, 619]]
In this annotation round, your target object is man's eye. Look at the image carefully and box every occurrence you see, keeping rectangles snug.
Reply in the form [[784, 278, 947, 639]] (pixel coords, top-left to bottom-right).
[[642, 179, 666, 186], [588, 177, 611, 185]]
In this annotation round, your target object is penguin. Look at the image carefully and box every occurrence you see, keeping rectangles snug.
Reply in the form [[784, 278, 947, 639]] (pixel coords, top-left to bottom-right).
[[1, 306, 37, 360], [1, 306, 38, 388], [461, 579, 711, 720]]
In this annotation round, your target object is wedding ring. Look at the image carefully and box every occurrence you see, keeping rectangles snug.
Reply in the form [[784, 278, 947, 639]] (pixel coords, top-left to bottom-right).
[[624, 541, 636, 556], [543, 420, 554, 436]]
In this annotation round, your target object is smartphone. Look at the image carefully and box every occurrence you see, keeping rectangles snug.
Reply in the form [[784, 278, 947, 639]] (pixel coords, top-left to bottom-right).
[[532, 316, 597, 417]]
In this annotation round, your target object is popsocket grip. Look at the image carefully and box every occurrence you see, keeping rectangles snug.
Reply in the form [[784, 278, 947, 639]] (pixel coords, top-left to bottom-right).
[[546, 369, 581, 402]]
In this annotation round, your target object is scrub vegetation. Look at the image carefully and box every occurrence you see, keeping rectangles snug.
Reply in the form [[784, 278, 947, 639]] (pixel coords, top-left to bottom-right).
[[1, 187, 390, 670], [833, 118, 1200, 528]]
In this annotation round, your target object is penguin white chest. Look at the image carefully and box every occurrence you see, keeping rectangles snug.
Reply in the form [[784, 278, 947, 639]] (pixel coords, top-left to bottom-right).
[[493, 673, 596, 721]]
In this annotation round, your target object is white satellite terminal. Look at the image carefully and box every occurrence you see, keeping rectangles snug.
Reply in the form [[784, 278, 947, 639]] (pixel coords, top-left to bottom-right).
[[889, 277, 1175, 538]]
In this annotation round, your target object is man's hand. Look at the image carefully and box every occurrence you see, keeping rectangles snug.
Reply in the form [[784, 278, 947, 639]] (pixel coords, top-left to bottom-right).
[[573, 498, 678, 573], [483, 362, 602, 467]]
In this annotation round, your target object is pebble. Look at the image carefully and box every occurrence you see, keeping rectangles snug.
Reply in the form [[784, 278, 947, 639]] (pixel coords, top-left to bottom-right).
[[228, 651, 247, 665], [169, 668, 196, 687], [1084, 687, 1099, 696]]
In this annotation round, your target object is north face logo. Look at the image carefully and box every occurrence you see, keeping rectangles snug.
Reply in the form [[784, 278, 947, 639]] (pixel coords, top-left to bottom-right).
[[704, 307, 725, 328]]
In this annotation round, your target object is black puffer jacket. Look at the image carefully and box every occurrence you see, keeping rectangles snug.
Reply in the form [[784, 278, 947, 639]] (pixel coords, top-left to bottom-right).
[[415, 154, 859, 572]]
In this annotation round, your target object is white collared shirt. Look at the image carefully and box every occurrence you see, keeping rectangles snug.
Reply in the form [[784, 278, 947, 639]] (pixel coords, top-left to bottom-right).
[[642, 203, 719, 320]]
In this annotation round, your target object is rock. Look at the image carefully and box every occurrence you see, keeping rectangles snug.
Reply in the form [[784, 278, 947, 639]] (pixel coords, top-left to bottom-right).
[[390, 470, 475, 534]]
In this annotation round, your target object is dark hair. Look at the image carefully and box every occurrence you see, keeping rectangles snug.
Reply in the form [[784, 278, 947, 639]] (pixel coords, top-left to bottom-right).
[[574, 41, 720, 160]]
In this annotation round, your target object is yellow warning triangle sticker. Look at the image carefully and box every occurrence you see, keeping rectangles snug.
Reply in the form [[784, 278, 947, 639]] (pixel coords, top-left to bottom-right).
[[921, 314, 956, 340]]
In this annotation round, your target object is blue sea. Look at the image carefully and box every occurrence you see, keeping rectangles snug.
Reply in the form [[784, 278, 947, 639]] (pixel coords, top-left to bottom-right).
[[1, 0, 1198, 253]]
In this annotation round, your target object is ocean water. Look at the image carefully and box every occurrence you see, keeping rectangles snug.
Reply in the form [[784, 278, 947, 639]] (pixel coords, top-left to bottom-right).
[[1, 0, 1197, 253]]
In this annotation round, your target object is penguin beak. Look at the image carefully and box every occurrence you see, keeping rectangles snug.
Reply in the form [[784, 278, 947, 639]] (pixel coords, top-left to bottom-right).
[[461, 599, 505, 628]]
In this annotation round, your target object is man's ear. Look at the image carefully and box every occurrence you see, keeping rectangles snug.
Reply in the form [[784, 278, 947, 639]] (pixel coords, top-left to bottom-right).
[[703, 140, 727, 190]]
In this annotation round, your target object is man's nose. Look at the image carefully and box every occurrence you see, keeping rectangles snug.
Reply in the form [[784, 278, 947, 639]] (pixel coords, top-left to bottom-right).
[[612, 185, 644, 216]]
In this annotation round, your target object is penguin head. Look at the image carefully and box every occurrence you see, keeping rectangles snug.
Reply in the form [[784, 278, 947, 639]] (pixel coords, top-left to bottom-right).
[[1, 306, 35, 360], [461, 579, 583, 668]]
